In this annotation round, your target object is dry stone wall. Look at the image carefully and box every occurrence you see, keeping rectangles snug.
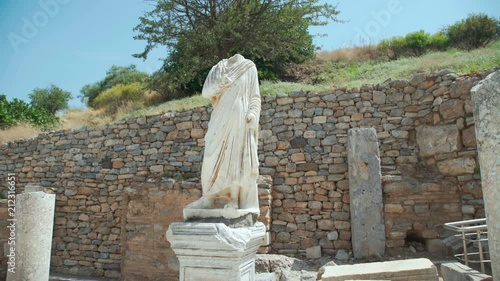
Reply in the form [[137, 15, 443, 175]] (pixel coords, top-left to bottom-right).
[[0, 68, 496, 279], [260, 68, 493, 255]]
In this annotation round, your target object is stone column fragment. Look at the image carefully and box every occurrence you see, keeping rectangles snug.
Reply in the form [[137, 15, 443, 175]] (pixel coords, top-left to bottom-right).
[[471, 70, 500, 280], [7, 191, 56, 281], [348, 128, 385, 258]]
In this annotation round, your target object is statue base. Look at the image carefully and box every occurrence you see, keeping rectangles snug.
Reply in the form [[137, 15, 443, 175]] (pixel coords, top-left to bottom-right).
[[183, 208, 259, 227], [167, 222, 266, 281]]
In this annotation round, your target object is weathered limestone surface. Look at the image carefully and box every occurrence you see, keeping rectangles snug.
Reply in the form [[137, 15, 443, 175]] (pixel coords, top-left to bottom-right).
[[471, 70, 500, 281], [416, 125, 460, 157], [322, 258, 439, 281], [348, 128, 385, 258], [437, 157, 476, 176], [167, 222, 265, 281], [441, 262, 492, 281], [7, 192, 55, 281]]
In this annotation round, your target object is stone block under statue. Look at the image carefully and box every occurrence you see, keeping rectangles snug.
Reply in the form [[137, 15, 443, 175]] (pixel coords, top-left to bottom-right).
[[167, 219, 266, 281]]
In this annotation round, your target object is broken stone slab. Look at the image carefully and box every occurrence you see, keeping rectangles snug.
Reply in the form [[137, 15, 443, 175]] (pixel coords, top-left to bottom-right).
[[347, 128, 385, 259], [335, 249, 350, 261], [167, 222, 265, 281], [306, 246, 321, 259], [255, 273, 275, 281], [443, 235, 471, 255], [321, 258, 439, 281], [183, 208, 259, 227], [441, 262, 492, 281], [426, 239, 448, 255]]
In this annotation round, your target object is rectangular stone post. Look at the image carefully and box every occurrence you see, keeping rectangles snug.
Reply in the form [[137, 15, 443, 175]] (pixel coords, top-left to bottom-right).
[[471, 71, 500, 280], [7, 191, 56, 281], [348, 128, 385, 258]]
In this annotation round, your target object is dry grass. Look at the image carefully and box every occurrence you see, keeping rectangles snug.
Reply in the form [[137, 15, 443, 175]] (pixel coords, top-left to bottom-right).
[[304, 41, 500, 86], [0, 108, 115, 144], [121, 94, 210, 119], [143, 90, 164, 106], [316, 45, 383, 62], [0, 123, 41, 143], [59, 108, 112, 129], [0, 90, 167, 144]]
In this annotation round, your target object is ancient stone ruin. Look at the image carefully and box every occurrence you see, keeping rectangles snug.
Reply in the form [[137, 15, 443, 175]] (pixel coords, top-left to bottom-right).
[[0, 68, 498, 280]]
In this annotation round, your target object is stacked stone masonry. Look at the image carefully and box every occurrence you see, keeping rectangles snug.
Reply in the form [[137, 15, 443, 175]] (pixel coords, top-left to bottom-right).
[[0, 68, 496, 279]]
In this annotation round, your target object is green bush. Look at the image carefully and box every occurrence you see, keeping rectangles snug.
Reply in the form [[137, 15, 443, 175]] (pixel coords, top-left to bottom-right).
[[92, 83, 143, 114], [0, 95, 59, 130], [446, 13, 499, 50], [429, 32, 450, 51], [403, 30, 431, 56], [378, 36, 407, 60], [29, 84, 72, 115], [79, 65, 149, 106]]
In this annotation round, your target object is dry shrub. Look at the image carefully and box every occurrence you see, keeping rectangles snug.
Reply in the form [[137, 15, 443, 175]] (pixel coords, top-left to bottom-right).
[[0, 123, 41, 143], [60, 108, 112, 128], [114, 100, 146, 120], [143, 90, 164, 106], [317, 45, 383, 62]]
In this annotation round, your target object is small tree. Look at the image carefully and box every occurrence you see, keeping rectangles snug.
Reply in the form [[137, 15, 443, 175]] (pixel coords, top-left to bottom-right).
[[403, 30, 430, 56], [29, 84, 72, 115], [378, 36, 406, 60], [133, 0, 341, 99], [446, 13, 499, 50], [79, 65, 149, 106], [428, 32, 450, 51]]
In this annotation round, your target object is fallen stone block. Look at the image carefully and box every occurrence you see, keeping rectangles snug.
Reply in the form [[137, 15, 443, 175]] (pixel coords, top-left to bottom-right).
[[441, 262, 492, 281], [307, 245, 322, 259], [255, 272, 275, 281], [321, 258, 439, 281]]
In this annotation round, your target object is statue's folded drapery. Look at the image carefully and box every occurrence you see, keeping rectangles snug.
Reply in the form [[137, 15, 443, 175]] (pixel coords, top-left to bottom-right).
[[200, 54, 261, 209]]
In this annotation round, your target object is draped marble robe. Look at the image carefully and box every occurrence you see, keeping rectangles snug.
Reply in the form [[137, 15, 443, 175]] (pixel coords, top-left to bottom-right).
[[190, 54, 261, 210]]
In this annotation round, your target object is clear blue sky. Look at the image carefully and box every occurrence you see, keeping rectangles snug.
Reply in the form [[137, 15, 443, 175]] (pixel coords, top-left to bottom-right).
[[1, 0, 499, 109]]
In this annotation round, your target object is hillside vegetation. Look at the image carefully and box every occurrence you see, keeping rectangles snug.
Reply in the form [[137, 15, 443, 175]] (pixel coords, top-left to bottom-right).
[[1, 40, 498, 144], [2, 13, 499, 143], [122, 40, 500, 119]]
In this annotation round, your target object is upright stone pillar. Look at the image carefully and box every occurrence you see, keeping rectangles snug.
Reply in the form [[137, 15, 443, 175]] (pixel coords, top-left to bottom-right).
[[7, 191, 56, 281], [470, 71, 500, 280], [347, 128, 385, 258]]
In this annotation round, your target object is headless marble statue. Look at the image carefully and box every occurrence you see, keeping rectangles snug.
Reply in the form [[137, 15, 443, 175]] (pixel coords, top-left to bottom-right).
[[186, 54, 261, 211]]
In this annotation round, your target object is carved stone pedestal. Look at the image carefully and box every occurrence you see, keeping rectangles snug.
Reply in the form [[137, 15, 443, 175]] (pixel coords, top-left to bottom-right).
[[167, 221, 265, 281]]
